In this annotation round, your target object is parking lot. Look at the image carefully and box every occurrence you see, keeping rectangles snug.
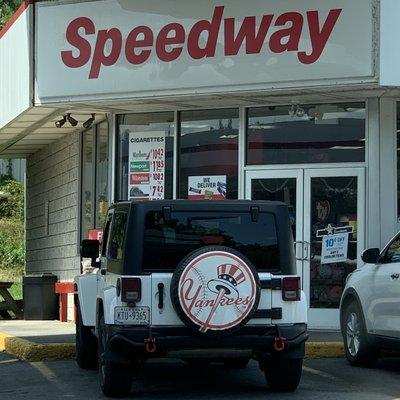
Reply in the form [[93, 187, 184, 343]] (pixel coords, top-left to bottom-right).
[[0, 352, 399, 400]]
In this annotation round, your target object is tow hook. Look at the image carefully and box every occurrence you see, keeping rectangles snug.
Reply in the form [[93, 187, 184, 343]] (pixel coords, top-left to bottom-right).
[[274, 336, 287, 352], [274, 325, 287, 352], [144, 338, 157, 353]]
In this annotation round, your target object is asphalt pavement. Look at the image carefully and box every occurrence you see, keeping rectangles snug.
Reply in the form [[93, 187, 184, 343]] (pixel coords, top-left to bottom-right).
[[0, 351, 399, 400]]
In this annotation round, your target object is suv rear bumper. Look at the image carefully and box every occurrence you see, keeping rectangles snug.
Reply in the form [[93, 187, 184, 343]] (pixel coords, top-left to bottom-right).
[[104, 324, 308, 364]]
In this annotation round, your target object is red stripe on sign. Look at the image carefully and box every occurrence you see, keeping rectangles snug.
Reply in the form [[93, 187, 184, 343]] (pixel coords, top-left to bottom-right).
[[0, 0, 33, 40]]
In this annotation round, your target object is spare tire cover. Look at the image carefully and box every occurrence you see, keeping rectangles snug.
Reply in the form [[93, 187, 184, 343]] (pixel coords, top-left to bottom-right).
[[171, 246, 260, 335]]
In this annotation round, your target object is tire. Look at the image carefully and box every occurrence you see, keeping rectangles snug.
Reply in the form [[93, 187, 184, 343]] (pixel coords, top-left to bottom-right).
[[224, 358, 250, 369], [263, 356, 303, 392], [76, 299, 98, 370], [342, 301, 378, 367], [98, 316, 132, 398], [170, 245, 261, 337]]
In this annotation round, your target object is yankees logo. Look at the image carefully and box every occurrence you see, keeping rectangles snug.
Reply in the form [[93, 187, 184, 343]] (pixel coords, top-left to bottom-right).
[[178, 251, 257, 332]]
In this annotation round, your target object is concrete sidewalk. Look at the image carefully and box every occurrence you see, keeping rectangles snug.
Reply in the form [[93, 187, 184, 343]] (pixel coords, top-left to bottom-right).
[[0, 320, 345, 361]]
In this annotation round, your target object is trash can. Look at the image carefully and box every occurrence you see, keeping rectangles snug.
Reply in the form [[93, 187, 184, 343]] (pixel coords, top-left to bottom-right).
[[23, 274, 58, 320]]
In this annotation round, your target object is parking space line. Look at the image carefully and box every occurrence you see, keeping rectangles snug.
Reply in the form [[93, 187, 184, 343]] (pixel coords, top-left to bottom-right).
[[303, 366, 336, 380], [29, 362, 66, 391]]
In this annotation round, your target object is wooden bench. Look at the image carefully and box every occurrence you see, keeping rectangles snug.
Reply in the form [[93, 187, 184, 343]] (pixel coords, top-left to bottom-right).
[[0, 282, 23, 319]]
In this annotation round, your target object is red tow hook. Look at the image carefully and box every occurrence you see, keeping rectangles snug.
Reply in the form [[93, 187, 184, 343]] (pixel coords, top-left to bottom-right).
[[274, 336, 287, 352], [144, 338, 157, 353]]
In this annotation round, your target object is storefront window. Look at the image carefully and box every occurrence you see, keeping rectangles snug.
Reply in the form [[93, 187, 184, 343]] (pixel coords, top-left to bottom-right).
[[179, 109, 239, 199], [81, 128, 94, 239], [247, 103, 366, 165], [81, 121, 110, 239], [96, 121, 109, 227], [116, 113, 174, 201]]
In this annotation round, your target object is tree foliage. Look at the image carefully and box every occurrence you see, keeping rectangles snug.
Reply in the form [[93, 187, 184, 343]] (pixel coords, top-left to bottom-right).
[[0, 178, 25, 274], [0, 0, 23, 30], [0, 179, 24, 220]]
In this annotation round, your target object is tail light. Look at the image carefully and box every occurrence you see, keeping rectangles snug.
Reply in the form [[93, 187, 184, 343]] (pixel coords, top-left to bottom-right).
[[282, 277, 301, 301], [120, 278, 142, 303]]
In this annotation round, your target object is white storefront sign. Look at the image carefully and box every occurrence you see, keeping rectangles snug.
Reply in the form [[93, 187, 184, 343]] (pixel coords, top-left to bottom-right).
[[35, 0, 375, 103], [188, 176, 226, 200], [380, 0, 400, 86], [321, 232, 349, 265], [126, 130, 165, 201]]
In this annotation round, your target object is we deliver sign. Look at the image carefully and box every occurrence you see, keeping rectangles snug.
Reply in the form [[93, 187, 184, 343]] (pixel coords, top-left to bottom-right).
[[36, 0, 374, 103]]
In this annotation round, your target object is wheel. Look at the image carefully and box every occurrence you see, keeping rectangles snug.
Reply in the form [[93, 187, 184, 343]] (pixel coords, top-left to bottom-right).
[[342, 301, 378, 367], [224, 358, 250, 369], [98, 316, 132, 397], [76, 299, 98, 370], [262, 356, 303, 392]]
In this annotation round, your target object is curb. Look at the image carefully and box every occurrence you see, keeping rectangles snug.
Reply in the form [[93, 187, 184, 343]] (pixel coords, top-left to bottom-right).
[[0, 332, 75, 362], [1, 331, 345, 362]]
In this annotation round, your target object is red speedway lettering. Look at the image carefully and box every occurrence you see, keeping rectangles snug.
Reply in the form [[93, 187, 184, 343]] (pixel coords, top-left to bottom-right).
[[61, 6, 342, 79]]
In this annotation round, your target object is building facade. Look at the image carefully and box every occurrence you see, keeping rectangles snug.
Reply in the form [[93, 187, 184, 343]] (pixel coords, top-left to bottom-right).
[[1, 0, 400, 329]]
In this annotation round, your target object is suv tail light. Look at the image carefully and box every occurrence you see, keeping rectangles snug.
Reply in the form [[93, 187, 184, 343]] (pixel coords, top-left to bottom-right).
[[120, 278, 141, 303], [282, 277, 301, 301]]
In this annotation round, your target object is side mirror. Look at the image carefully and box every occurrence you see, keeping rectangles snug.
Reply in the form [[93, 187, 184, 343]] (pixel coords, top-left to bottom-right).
[[361, 248, 380, 264], [81, 239, 100, 259]]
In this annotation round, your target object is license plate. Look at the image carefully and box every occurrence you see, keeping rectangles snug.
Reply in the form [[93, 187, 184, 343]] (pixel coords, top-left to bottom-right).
[[114, 306, 150, 325]]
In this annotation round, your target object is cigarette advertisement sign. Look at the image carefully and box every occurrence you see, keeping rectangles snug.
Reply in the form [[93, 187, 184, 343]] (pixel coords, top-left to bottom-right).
[[188, 176, 226, 200], [127, 130, 165, 201]]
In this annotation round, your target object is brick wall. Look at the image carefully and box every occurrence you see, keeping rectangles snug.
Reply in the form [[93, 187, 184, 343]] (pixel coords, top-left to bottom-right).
[[26, 133, 81, 281]]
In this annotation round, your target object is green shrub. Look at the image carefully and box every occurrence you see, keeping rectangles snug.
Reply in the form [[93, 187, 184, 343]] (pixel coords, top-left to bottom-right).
[[0, 180, 24, 220], [0, 219, 24, 271], [0, 178, 25, 281]]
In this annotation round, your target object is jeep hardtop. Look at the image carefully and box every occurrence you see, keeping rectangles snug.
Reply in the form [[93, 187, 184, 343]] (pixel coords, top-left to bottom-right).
[[75, 200, 308, 397]]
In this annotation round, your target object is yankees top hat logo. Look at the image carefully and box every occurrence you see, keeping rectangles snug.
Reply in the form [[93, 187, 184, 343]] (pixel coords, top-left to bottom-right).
[[178, 250, 258, 333], [207, 264, 245, 299]]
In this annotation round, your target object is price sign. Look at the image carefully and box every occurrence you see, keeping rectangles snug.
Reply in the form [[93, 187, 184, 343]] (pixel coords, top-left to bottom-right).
[[125, 129, 165, 201], [321, 232, 349, 264]]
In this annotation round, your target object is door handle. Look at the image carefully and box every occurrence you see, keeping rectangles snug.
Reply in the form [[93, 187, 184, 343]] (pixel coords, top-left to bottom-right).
[[391, 273, 400, 280]]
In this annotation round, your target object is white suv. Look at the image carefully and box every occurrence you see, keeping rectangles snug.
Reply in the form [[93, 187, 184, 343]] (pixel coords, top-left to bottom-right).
[[340, 234, 400, 366], [75, 200, 308, 397]]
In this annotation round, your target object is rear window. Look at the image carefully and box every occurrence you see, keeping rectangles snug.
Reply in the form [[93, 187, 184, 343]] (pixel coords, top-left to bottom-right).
[[143, 211, 279, 272]]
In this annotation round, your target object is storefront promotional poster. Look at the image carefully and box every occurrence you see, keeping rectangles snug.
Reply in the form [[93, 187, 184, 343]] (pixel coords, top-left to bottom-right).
[[188, 176, 226, 200], [321, 232, 349, 264], [126, 130, 165, 201]]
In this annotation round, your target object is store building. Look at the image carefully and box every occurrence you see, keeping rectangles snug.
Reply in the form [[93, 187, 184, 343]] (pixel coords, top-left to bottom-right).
[[1, 0, 400, 329]]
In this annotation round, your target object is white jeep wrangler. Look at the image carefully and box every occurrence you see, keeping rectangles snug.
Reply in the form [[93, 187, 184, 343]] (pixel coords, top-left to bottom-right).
[[75, 200, 308, 397]]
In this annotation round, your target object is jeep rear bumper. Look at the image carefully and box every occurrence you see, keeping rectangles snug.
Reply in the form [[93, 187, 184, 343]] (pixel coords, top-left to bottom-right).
[[103, 324, 308, 364]]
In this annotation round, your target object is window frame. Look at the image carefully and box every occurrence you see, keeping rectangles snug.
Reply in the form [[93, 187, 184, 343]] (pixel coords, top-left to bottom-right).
[[107, 209, 129, 274], [381, 232, 400, 264]]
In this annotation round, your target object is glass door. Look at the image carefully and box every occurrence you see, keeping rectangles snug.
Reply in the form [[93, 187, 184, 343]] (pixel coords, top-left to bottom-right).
[[245, 170, 304, 277], [304, 168, 365, 329], [246, 168, 365, 330]]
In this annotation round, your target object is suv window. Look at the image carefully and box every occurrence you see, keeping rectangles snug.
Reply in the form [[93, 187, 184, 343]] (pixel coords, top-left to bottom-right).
[[143, 211, 279, 272], [101, 212, 113, 256], [108, 211, 128, 262], [384, 234, 400, 263]]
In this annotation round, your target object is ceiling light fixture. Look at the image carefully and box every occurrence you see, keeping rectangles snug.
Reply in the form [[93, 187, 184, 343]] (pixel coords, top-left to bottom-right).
[[55, 115, 67, 128], [83, 114, 96, 129], [66, 113, 78, 127]]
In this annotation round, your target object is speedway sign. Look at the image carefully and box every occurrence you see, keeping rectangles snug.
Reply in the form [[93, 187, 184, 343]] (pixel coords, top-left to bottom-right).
[[35, 0, 374, 103]]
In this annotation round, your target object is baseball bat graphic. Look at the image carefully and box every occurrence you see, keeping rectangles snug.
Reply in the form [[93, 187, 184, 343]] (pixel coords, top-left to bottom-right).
[[199, 288, 226, 333]]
